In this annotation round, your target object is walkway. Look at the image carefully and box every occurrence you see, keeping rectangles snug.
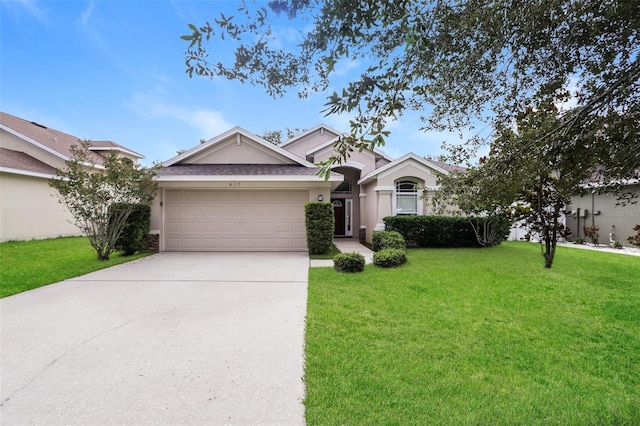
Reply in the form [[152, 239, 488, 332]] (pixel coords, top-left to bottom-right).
[[310, 239, 375, 267]]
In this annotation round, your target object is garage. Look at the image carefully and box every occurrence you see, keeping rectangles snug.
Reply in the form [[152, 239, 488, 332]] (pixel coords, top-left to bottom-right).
[[163, 189, 309, 251]]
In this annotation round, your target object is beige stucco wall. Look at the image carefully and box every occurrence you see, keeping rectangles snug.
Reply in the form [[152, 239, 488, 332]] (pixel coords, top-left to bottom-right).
[[0, 172, 81, 241], [358, 160, 445, 243], [281, 128, 339, 160], [566, 185, 640, 246], [0, 129, 68, 170], [189, 136, 294, 165], [374, 162, 439, 188], [314, 145, 377, 176]]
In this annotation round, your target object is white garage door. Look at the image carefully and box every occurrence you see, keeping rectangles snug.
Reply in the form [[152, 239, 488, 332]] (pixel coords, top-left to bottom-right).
[[163, 189, 308, 251]]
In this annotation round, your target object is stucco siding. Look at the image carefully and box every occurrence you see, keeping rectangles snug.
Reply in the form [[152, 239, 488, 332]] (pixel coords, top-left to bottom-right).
[[0, 172, 80, 241], [566, 186, 640, 246], [375, 163, 438, 188], [189, 137, 294, 165], [281, 128, 339, 159], [314, 145, 377, 176]]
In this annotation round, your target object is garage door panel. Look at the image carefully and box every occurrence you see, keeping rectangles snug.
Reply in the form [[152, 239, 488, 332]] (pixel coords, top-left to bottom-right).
[[163, 189, 308, 252]]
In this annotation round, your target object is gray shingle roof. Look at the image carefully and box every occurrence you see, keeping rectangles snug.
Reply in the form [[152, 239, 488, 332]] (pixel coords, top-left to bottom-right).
[[0, 148, 57, 175], [160, 164, 320, 176]]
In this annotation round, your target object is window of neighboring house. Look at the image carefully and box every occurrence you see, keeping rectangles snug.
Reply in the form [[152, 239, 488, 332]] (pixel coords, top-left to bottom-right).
[[333, 179, 352, 194], [396, 180, 418, 215]]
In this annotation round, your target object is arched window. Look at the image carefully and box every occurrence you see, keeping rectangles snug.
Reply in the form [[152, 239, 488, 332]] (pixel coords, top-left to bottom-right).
[[396, 180, 418, 215]]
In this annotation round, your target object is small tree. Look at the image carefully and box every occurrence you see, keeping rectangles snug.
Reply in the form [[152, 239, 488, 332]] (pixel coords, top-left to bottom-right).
[[50, 141, 159, 260], [437, 104, 591, 268]]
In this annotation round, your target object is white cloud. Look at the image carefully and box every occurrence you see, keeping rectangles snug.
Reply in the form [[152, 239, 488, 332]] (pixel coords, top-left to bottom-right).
[[79, 1, 94, 26], [126, 92, 232, 139], [2, 0, 49, 24]]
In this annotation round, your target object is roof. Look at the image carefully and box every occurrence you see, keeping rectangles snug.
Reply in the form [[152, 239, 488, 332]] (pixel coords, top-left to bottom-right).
[[88, 140, 143, 158], [160, 164, 322, 176], [303, 134, 394, 163], [0, 111, 143, 168], [425, 158, 467, 174], [358, 152, 454, 185], [279, 124, 342, 148], [163, 126, 315, 168], [0, 147, 57, 176]]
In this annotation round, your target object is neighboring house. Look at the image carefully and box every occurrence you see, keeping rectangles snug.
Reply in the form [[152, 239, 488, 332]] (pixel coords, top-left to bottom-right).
[[565, 182, 640, 246], [152, 125, 461, 252], [0, 111, 143, 242]]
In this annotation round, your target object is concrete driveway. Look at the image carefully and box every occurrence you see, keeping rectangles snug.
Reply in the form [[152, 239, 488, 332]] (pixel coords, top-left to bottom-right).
[[0, 252, 309, 425]]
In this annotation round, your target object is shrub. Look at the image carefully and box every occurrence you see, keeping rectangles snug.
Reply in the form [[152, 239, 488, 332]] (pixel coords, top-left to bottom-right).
[[583, 225, 600, 245], [305, 202, 334, 255], [628, 224, 640, 247], [373, 248, 407, 268], [372, 231, 406, 252], [333, 252, 365, 273], [112, 203, 151, 256], [383, 215, 510, 248]]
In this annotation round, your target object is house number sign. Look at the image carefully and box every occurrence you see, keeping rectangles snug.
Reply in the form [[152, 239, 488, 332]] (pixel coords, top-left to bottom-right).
[[332, 200, 343, 207], [228, 182, 241, 187]]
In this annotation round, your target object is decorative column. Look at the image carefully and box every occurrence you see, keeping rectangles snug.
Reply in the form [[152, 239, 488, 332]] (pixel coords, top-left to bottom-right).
[[374, 187, 394, 231], [359, 192, 367, 243]]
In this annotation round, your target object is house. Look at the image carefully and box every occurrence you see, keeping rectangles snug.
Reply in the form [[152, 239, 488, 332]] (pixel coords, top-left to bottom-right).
[[565, 181, 640, 246], [0, 111, 143, 242], [151, 125, 460, 252]]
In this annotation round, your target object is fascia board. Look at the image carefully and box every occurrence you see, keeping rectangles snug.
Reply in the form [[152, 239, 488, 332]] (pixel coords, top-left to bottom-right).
[[155, 173, 344, 182], [89, 146, 144, 159], [0, 167, 58, 180]]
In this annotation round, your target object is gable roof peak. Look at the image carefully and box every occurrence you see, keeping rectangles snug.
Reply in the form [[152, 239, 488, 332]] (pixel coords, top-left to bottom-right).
[[162, 126, 315, 168]]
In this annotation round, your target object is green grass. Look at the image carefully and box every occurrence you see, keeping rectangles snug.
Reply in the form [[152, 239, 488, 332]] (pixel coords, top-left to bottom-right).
[[309, 243, 341, 260], [0, 236, 151, 298], [305, 242, 640, 425]]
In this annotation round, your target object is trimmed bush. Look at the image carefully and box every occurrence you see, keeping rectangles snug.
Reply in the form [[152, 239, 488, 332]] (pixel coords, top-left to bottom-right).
[[333, 252, 365, 273], [112, 203, 151, 255], [383, 215, 510, 248], [373, 248, 407, 268], [305, 202, 335, 255], [373, 230, 406, 252]]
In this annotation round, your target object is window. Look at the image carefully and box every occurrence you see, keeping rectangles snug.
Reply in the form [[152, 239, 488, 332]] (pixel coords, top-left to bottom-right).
[[332, 179, 352, 194], [396, 180, 418, 215]]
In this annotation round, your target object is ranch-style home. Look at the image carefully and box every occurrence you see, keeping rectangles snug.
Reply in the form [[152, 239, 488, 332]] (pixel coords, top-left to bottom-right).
[[0, 111, 143, 242], [151, 125, 464, 252]]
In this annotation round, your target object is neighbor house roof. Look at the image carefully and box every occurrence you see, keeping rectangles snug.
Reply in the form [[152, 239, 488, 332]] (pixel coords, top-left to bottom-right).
[[0, 112, 144, 173], [88, 140, 143, 159], [0, 147, 57, 177]]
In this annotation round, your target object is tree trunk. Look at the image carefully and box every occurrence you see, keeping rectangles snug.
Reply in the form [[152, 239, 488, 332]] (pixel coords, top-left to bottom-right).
[[543, 228, 556, 268]]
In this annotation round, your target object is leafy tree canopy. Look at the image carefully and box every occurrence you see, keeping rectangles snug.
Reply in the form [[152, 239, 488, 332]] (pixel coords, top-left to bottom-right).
[[50, 142, 160, 260], [183, 0, 639, 182]]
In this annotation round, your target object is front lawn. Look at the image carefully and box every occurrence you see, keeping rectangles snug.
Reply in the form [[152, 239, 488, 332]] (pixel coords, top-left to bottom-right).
[[305, 242, 640, 424], [0, 237, 151, 298]]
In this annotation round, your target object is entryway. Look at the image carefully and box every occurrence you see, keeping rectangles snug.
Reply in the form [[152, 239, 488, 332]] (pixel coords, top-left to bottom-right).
[[331, 198, 353, 237]]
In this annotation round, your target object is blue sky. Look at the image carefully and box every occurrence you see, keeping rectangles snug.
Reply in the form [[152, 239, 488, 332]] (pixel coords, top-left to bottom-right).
[[1, 0, 471, 165]]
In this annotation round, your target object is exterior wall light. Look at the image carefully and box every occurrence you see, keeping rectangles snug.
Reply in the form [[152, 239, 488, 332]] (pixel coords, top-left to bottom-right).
[[318, 194, 324, 202]]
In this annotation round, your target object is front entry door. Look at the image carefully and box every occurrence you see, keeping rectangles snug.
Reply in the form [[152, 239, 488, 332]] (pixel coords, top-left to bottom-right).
[[332, 199, 345, 236]]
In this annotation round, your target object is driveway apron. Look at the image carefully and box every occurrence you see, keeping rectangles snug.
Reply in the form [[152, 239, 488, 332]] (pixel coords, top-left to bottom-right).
[[0, 252, 308, 425]]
